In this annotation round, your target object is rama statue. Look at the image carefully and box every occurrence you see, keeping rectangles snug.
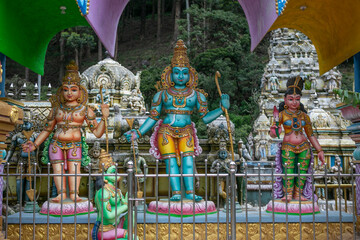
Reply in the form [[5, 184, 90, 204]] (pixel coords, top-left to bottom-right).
[[124, 40, 230, 202]]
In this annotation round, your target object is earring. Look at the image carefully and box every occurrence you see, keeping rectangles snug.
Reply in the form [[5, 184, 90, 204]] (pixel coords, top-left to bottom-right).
[[77, 98, 81, 103], [284, 105, 288, 109], [170, 81, 175, 86], [186, 81, 191, 87], [297, 106, 300, 110]]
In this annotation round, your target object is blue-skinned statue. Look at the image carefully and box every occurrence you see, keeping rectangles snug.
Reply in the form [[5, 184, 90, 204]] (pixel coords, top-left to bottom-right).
[[5, 116, 39, 206], [124, 40, 230, 202]]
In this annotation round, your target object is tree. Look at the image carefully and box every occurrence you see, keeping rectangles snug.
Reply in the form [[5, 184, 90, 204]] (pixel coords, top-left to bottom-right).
[[178, 1, 268, 141], [140, 0, 147, 40], [157, 0, 161, 43], [173, 0, 181, 41], [61, 28, 96, 67]]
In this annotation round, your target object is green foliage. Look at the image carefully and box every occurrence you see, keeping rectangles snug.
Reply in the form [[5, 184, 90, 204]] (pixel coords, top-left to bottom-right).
[[334, 88, 360, 107], [62, 31, 95, 51], [176, 3, 266, 140], [139, 66, 162, 105], [304, 80, 311, 90]]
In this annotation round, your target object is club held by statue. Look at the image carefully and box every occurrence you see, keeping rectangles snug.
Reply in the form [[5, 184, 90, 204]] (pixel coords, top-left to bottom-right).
[[24, 130, 36, 201], [214, 71, 235, 161], [125, 118, 143, 199]]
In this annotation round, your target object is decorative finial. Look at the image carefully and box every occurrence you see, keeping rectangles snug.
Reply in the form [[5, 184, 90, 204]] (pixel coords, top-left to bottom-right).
[[99, 149, 114, 172]]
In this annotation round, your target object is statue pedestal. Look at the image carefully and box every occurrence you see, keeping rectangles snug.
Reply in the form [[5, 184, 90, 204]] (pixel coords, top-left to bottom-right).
[[266, 199, 320, 215], [147, 199, 217, 217], [39, 198, 94, 217]]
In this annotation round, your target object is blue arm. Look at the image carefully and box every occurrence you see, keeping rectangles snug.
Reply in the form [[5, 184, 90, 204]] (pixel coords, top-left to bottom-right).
[[124, 91, 163, 142], [197, 91, 230, 124]]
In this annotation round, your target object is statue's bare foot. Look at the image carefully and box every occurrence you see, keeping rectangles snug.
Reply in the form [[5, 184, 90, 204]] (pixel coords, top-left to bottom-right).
[[52, 193, 67, 203], [293, 195, 308, 201], [185, 193, 202, 202], [281, 194, 292, 202], [170, 194, 181, 202], [70, 194, 82, 202]]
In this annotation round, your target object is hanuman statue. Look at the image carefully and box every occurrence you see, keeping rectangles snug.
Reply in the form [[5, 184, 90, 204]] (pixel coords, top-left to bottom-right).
[[124, 40, 230, 202], [23, 61, 109, 202]]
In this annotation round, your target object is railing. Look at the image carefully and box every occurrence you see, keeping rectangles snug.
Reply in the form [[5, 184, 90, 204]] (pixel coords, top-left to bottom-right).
[[1, 161, 359, 240]]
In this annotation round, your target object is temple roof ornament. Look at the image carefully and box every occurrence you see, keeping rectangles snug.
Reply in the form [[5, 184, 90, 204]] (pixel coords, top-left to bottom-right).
[[80, 57, 145, 114]]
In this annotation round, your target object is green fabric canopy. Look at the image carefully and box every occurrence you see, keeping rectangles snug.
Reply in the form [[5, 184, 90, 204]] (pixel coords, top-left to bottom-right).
[[0, 0, 88, 75]]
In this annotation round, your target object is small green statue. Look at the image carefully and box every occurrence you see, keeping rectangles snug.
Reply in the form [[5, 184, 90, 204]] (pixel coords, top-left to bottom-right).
[[92, 151, 129, 240]]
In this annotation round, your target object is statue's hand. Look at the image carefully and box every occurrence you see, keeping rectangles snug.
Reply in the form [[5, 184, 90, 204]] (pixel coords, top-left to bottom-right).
[[269, 125, 281, 138], [220, 94, 230, 110], [101, 104, 110, 118], [22, 141, 36, 153], [124, 130, 139, 142]]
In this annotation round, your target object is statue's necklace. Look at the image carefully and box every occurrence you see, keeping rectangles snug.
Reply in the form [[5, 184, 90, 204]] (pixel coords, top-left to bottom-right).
[[60, 103, 84, 124], [285, 109, 302, 135], [167, 87, 193, 108], [104, 183, 119, 198]]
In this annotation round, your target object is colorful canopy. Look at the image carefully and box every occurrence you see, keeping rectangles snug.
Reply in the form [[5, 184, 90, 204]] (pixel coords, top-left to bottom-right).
[[0, 0, 129, 75], [238, 0, 360, 75]]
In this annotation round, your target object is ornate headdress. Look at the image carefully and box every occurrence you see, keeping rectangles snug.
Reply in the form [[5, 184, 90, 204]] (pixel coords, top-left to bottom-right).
[[171, 40, 190, 68], [160, 40, 199, 90], [99, 149, 114, 172], [62, 60, 81, 86], [286, 76, 304, 95], [51, 61, 88, 107]]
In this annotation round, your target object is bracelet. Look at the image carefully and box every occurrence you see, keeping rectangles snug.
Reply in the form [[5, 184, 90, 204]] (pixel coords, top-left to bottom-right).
[[136, 129, 142, 138], [317, 149, 323, 153], [33, 142, 38, 149], [101, 117, 107, 122]]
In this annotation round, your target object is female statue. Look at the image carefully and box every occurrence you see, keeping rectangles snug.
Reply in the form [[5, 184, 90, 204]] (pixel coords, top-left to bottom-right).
[[124, 40, 230, 202], [22, 61, 109, 202], [269, 76, 324, 202]]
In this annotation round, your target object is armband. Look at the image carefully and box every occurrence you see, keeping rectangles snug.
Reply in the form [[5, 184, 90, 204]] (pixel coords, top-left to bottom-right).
[[199, 105, 209, 119], [149, 109, 160, 120]]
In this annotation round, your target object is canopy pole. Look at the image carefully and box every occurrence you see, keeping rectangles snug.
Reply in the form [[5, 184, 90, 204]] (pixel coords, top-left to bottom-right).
[[0, 53, 5, 98], [354, 52, 360, 93]]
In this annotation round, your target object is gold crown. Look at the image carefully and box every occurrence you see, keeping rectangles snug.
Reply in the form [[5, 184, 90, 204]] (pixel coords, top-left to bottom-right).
[[62, 61, 81, 85], [171, 40, 190, 68], [99, 149, 114, 172]]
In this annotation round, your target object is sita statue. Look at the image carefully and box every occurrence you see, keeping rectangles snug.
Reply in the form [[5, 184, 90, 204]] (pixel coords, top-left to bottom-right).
[[124, 40, 230, 202], [269, 76, 324, 202], [23, 61, 109, 204]]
